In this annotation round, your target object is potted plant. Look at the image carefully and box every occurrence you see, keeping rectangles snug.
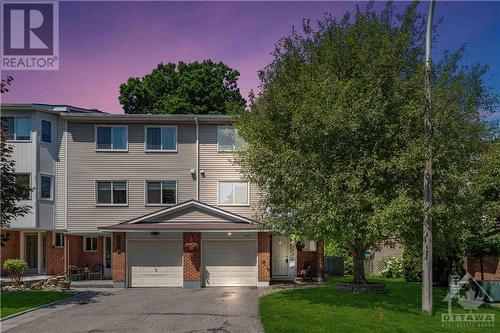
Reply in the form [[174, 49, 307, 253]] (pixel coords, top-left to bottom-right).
[[295, 241, 305, 251], [184, 242, 199, 251], [59, 278, 72, 290]]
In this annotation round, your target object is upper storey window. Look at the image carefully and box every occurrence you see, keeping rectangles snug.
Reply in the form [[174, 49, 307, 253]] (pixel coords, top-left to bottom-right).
[[218, 181, 249, 206], [41, 120, 52, 143], [217, 126, 244, 152], [145, 126, 177, 152], [96, 126, 128, 151], [1, 116, 30, 141]]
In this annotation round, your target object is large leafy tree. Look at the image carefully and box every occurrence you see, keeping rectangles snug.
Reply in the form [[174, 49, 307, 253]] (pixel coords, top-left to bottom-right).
[[237, 2, 497, 284], [119, 60, 246, 114], [1, 76, 32, 246]]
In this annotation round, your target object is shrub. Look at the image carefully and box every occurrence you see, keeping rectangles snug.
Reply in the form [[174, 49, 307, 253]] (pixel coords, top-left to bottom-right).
[[2, 259, 28, 286], [402, 251, 422, 282], [379, 257, 404, 278]]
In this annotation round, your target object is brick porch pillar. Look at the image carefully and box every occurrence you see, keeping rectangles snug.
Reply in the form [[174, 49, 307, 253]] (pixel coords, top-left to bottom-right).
[[46, 231, 65, 275], [0, 230, 20, 276], [316, 240, 324, 281], [112, 232, 126, 287], [258, 232, 271, 286], [183, 232, 201, 288]]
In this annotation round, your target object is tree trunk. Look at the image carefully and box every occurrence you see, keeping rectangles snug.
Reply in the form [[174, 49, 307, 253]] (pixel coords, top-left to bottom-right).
[[351, 244, 367, 284]]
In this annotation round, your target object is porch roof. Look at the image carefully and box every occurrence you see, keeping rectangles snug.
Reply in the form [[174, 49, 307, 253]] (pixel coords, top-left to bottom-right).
[[97, 200, 263, 232], [98, 222, 261, 232]]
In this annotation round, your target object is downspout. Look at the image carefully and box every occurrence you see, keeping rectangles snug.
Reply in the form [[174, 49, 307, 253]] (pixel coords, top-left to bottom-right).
[[195, 117, 199, 201]]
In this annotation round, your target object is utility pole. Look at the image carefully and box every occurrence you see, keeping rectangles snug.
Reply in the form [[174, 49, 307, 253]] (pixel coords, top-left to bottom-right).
[[422, 0, 436, 315]]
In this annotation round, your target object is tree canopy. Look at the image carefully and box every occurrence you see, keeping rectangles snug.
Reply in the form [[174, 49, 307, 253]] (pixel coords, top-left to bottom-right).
[[236, 2, 498, 284], [119, 60, 246, 115]]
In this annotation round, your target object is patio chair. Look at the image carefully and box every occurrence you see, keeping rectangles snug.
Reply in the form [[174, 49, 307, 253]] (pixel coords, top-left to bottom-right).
[[69, 265, 86, 281], [88, 264, 104, 280], [297, 261, 313, 282]]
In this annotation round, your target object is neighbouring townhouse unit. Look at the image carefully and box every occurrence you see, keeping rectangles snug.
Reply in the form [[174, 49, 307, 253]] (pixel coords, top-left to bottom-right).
[[0, 104, 324, 288]]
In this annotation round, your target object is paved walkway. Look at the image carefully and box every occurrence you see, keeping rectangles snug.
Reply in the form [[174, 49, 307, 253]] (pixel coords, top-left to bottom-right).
[[3, 287, 263, 333]]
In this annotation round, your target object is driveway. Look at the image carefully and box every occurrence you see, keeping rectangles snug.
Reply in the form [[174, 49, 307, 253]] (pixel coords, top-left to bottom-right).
[[4, 287, 263, 333]]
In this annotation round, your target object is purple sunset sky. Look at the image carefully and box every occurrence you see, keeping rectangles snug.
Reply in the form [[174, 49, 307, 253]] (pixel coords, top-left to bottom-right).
[[2, 1, 500, 114]]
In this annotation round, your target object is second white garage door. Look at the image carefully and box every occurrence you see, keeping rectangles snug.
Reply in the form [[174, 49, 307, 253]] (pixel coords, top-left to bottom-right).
[[128, 240, 183, 287], [203, 240, 257, 287]]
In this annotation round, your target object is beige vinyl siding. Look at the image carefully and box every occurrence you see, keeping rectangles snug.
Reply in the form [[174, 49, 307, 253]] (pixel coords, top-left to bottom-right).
[[199, 124, 259, 219], [56, 118, 66, 229], [67, 122, 196, 232], [149, 206, 237, 223]]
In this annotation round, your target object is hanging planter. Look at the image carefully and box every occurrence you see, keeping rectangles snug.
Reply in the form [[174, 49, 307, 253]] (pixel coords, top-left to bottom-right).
[[184, 242, 199, 251], [295, 241, 305, 251]]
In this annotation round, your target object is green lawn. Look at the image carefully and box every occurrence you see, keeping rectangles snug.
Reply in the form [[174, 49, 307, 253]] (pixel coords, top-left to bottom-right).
[[0, 291, 72, 318], [260, 276, 500, 333]]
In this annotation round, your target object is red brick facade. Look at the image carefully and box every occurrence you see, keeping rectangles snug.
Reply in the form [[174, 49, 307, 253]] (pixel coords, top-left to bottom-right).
[[0, 231, 20, 275], [183, 232, 201, 281], [297, 240, 324, 280], [467, 257, 500, 281], [65, 235, 104, 269], [258, 232, 271, 282], [112, 233, 126, 282], [46, 231, 65, 275]]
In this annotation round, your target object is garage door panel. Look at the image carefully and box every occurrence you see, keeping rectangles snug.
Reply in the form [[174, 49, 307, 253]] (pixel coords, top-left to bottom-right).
[[203, 241, 257, 287], [129, 240, 183, 287]]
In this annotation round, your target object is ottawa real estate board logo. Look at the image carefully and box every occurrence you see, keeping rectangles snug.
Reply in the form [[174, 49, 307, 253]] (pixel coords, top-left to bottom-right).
[[1, 0, 59, 70], [442, 273, 495, 328]]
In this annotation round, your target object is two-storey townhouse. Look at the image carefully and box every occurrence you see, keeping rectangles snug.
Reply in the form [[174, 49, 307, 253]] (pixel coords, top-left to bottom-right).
[[1, 104, 324, 288]]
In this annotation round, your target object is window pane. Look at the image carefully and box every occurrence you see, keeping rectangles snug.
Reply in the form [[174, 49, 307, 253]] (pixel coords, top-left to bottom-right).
[[97, 127, 112, 149], [15, 174, 30, 200], [146, 127, 161, 150], [147, 181, 161, 204], [234, 182, 249, 204], [1, 117, 15, 140], [219, 182, 234, 204], [234, 128, 245, 150], [86, 237, 92, 251], [161, 127, 176, 150], [218, 127, 235, 151], [112, 127, 127, 150], [112, 181, 127, 204], [92, 237, 97, 251], [162, 181, 176, 204], [41, 120, 51, 143], [97, 181, 112, 204], [16, 117, 31, 140], [41, 176, 51, 199]]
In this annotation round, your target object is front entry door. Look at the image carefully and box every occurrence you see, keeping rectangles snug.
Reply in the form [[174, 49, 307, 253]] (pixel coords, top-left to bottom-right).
[[25, 234, 38, 274], [104, 236, 112, 278], [272, 235, 290, 277]]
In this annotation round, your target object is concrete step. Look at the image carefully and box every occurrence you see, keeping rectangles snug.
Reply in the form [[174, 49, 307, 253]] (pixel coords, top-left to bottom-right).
[[71, 280, 114, 288]]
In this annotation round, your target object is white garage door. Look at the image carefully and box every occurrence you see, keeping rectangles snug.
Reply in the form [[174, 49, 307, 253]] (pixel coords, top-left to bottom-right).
[[128, 240, 183, 287], [203, 241, 257, 287]]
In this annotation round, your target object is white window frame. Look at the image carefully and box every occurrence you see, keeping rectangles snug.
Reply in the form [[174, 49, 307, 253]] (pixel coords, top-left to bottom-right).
[[40, 174, 54, 201], [144, 180, 178, 206], [302, 240, 317, 252], [83, 236, 98, 252], [144, 125, 178, 152], [95, 125, 128, 152], [217, 180, 250, 206], [53, 232, 65, 248], [217, 126, 243, 152], [41, 119, 52, 143], [1, 116, 31, 142], [95, 180, 128, 206]]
